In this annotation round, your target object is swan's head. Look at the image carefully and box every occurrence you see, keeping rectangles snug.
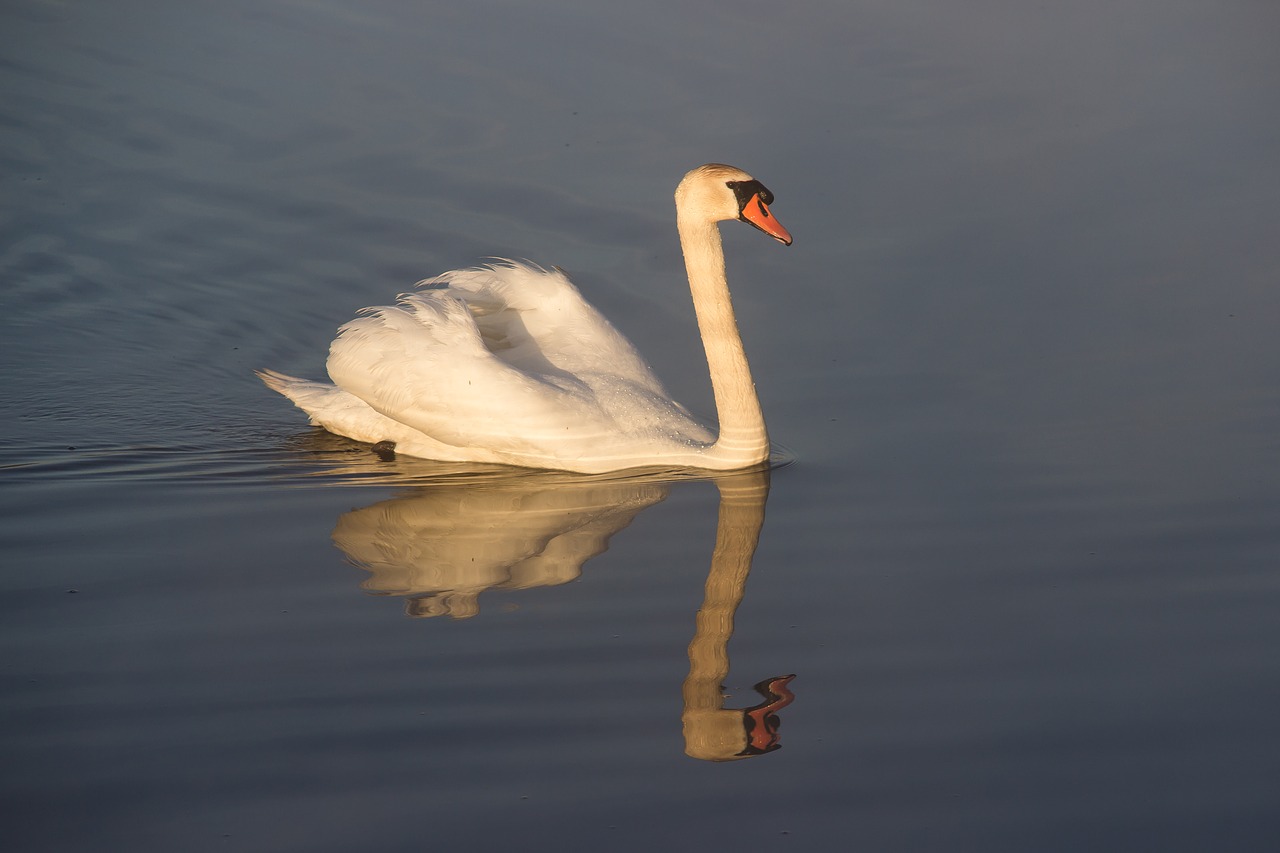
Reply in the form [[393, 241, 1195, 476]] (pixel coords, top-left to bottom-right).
[[676, 164, 792, 246]]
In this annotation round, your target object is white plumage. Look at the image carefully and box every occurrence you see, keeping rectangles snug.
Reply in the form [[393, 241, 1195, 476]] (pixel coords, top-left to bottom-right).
[[259, 164, 791, 473]]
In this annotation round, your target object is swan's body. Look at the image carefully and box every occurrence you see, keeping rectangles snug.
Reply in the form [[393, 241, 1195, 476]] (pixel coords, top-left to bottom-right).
[[259, 164, 791, 474]]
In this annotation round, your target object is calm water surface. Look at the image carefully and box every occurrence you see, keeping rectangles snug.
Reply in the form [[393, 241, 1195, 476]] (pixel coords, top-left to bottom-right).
[[3, 1, 1279, 851]]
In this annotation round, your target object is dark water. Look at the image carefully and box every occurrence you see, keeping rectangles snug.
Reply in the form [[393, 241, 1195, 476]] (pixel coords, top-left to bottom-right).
[[3, 1, 1279, 850]]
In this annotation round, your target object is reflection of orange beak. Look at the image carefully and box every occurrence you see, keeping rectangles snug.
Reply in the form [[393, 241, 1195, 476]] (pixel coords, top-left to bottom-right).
[[741, 674, 797, 755], [740, 193, 793, 245]]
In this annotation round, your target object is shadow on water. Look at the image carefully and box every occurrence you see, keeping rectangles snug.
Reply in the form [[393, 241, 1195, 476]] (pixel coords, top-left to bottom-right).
[[326, 457, 796, 762]]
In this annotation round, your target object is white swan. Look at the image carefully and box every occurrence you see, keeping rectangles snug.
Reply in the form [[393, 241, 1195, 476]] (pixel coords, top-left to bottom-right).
[[258, 163, 791, 473]]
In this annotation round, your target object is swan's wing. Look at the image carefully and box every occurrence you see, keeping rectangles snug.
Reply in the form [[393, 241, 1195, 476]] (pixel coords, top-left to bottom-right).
[[326, 288, 620, 458], [424, 261, 670, 397]]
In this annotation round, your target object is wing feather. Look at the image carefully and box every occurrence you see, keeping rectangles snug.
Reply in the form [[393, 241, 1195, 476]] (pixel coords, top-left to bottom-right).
[[425, 261, 668, 396], [327, 286, 614, 457]]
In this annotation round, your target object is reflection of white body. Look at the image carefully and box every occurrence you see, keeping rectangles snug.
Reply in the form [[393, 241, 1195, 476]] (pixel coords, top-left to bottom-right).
[[259, 164, 791, 473], [333, 476, 667, 619]]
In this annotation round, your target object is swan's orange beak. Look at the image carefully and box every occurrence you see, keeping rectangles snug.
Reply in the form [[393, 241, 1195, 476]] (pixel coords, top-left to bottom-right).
[[740, 193, 792, 246]]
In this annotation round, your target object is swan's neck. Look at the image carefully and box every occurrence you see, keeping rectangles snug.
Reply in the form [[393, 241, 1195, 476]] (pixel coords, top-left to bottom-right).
[[678, 214, 769, 467]]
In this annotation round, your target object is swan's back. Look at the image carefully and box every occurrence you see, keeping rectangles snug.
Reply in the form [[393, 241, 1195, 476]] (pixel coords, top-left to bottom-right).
[[426, 263, 662, 394]]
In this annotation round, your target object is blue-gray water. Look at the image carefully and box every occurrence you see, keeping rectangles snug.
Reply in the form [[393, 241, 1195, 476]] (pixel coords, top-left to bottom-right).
[[3, 1, 1279, 851]]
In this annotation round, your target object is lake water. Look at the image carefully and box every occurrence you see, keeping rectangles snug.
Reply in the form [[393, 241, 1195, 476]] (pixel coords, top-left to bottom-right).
[[3, 1, 1279, 850]]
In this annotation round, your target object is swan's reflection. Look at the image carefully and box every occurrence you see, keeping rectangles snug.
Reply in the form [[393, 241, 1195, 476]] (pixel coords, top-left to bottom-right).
[[330, 463, 794, 760]]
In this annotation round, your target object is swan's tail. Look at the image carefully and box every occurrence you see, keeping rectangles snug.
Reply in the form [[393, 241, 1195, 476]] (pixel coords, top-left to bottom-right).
[[256, 367, 464, 457], [255, 368, 345, 413]]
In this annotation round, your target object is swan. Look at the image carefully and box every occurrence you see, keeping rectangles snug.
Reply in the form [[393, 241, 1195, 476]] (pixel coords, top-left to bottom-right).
[[257, 163, 791, 473]]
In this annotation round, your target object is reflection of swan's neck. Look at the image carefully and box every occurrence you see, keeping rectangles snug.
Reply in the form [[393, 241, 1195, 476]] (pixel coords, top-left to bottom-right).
[[682, 472, 769, 760], [678, 213, 769, 468], [684, 475, 768, 707]]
